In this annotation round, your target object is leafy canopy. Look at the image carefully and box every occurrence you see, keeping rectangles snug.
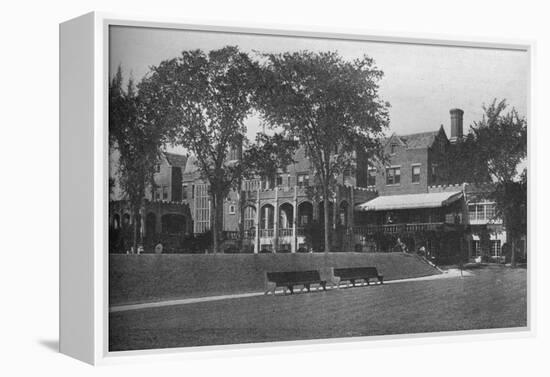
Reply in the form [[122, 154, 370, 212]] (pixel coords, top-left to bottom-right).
[[255, 50, 390, 187], [139, 46, 258, 197]]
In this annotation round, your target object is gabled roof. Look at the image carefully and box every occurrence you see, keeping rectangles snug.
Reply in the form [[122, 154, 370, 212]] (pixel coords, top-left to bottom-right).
[[183, 155, 199, 175], [163, 152, 188, 168], [385, 126, 448, 150], [399, 131, 440, 149]]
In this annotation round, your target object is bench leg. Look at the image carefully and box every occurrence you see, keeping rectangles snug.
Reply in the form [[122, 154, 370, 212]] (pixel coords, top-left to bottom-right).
[[379, 277, 384, 284], [305, 283, 311, 293], [365, 277, 370, 286], [350, 279, 356, 287], [288, 285, 294, 294], [321, 282, 327, 291]]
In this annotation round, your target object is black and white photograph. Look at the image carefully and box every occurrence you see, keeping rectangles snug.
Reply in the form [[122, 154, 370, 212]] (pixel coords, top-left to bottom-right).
[[107, 25, 528, 352]]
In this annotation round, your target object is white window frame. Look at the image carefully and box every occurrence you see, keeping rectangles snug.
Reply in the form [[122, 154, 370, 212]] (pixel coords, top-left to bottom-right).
[[411, 163, 421, 184], [386, 165, 401, 186]]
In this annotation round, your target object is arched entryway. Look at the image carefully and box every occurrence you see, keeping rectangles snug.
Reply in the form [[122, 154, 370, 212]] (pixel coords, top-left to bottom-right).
[[279, 202, 293, 229], [112, 214, 120, 230], [260, 204, 274, 230]]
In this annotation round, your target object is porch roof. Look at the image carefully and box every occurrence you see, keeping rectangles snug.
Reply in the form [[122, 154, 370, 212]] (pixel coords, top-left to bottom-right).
[[355, 191, 463, 211]]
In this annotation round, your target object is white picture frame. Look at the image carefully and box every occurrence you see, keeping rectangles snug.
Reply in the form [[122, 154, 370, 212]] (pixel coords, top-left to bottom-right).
[[59, 11, 534, 365]]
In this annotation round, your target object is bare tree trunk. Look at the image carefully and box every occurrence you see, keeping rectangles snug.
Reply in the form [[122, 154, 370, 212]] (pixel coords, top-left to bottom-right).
[[323, 184, 330, 253]]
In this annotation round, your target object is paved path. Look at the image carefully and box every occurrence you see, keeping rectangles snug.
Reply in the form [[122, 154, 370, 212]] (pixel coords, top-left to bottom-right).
[[110, 268, 472, 313]]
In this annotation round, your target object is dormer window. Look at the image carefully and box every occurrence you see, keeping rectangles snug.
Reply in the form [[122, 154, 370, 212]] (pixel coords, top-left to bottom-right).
[[390, 143, 398, 155], [155, 164, 161, 173]]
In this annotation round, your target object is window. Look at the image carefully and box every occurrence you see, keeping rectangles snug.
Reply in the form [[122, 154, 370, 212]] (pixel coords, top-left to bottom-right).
[[472, 241, 481, 257], [386, 166, 401, 185], [155, 188, 161, 201], [390, 143, 398, 155], [469, 202, 497, 222], [263, 176, 275, 190], [155, 164, 161, 173], [162, 186, 169, 200], [194, 184, 210, 233], [343, 168, 352, 183], [485, 203, 496, 220], [412, 165, 421, 183], [228, 204, 236, 215], [431, 163, 438, 182], [297, 173, 309, 187], [491, 240, 501, 256], [276, 174, 284, 187], [181, 184, 188, 200], [244, 206, 256, 230], [367, 168, 376, 187]]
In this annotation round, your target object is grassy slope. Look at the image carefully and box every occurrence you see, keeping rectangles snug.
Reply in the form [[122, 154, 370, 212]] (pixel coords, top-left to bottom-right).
[[109, 266, 527, 351], [110, 252, 440, 305]]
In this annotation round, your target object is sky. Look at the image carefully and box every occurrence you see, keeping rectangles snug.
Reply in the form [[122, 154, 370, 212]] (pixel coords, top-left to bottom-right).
[[109, 25, 529, 151]]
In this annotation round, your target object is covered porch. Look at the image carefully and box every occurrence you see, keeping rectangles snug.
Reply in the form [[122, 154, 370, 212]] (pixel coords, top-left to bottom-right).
[[354, 191, 468, 261]]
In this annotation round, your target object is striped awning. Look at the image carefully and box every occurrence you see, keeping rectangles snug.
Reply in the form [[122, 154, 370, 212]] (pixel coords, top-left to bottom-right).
[[356, 191, 463, 211]]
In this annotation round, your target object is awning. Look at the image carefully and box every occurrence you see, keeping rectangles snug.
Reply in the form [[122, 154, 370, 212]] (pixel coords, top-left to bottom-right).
[[356, 191, 463, 211]]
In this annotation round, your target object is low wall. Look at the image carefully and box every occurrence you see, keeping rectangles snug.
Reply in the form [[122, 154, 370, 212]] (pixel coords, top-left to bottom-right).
[[109, 252, 440, 305]]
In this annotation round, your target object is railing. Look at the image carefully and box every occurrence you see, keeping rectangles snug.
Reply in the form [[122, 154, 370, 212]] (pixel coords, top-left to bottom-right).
[[353, 222, 445, 235], [296, 227, 305, 236], [222, 231, 239, 240], [278, 228, 293, 237], [260, 229, 274, 238]]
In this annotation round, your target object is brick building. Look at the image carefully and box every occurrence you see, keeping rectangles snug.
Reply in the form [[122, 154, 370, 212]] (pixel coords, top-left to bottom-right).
[[109, 108, 509, 261]]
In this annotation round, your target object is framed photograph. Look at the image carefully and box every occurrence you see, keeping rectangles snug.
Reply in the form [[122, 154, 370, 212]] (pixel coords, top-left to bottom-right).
[[60, 12, 531, 365]]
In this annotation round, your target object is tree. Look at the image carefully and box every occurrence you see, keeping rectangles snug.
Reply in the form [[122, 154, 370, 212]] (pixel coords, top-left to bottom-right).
[[255, 51, 390, 252], [109, 66, 167, 252], [459, 99, 527, 266], [139, 47, 258, 253]]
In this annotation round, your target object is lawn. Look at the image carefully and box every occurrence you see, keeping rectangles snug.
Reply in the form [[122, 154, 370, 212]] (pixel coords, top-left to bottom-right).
[[109, 265, 527, 351], [109, 252, 440, 305]]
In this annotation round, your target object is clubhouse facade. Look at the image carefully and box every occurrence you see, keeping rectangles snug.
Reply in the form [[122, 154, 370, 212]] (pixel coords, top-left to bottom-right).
[[109, 108, 515, 263]]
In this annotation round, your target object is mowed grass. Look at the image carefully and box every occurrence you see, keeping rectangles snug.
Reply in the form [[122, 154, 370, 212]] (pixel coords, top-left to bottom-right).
[[110, 252, 440, 305], [109, 265, 527, 351]]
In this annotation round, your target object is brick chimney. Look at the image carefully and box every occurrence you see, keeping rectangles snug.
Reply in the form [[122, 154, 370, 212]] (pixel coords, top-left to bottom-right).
[[449, 108, 464, 143]]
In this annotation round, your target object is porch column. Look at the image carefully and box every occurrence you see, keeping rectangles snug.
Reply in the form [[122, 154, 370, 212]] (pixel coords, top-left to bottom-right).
[[350, 188, 355, 251], [254, 187, 260, 254], [273, 187, 279, 253], [292, 186, 297, 253]]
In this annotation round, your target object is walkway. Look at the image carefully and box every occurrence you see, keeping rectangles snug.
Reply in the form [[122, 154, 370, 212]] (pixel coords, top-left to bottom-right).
[[109, 268, 471, 313]]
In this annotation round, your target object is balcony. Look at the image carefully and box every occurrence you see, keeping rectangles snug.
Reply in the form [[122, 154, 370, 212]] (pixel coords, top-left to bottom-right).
[[353, 222, 446, 235]]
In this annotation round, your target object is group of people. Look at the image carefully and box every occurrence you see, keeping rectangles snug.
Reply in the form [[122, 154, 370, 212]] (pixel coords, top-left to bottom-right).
[[125, 242, 164, 255]]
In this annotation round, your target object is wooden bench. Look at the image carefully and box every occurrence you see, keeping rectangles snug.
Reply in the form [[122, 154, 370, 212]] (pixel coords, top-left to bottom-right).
[[333, 267, 384, 288], [265, 270, 327, 295]]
